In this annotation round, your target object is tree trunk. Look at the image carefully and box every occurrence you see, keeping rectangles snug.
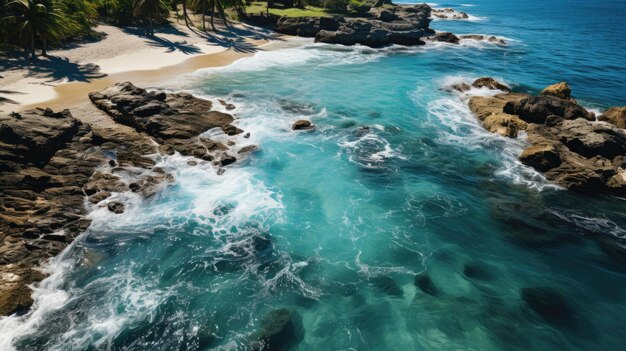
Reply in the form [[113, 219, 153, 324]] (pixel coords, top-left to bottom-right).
[[210, 0, 216, 31], [29, 29, 36, 59], [41, 36, 47, 56], [182, 0, 190, 28], [216, 0, 228, 27], [202, 2, 206, 32]]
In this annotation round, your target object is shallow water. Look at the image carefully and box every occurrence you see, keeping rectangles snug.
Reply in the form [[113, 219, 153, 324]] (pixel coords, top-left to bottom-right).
[[2, 0, 626, 350]]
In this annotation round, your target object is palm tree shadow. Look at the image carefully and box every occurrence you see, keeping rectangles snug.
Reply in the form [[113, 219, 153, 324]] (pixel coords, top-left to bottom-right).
[[121, 26, 201, 55], [0, 90, 23, 105], [147, 37, 203, 54], [192, 22, 285, 53], [26, 56, 107, 82], [0, 55, 107, 83]]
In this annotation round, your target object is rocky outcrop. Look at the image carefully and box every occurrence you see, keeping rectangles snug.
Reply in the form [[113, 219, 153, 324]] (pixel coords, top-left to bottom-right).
[[89, 82, 243, 167], [292, 119, 314, 130], [472, 77, 511, 92], [503, 95, 595, 123], [265, 5, 433, 47], [431, 7, 469, 19], [459, 34, 506, 45], [1, 108, 110, 315], [599, 106, 626, 129], [428, 31, 459, 44], [540, 81, 572, 100], [460, 78, 626, 194], [1, 83, 251, 316]]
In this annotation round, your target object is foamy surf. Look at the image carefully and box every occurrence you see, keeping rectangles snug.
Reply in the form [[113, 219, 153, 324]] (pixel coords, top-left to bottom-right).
[[420, 76, 559, 191]]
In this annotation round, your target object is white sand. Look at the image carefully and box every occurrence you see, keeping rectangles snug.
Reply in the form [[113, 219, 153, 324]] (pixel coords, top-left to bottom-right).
[[0, 22, 276, 111]]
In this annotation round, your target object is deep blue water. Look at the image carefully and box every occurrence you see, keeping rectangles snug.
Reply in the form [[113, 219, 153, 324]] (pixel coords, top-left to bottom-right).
[[1, 1, 625, 350]]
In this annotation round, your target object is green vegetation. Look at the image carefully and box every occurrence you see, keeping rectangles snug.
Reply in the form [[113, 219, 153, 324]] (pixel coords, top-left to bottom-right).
[[245, 1, 345, 17], [2, 0, 67, 58], [0, 0, 388, 57], [133, 0, 168, 35]]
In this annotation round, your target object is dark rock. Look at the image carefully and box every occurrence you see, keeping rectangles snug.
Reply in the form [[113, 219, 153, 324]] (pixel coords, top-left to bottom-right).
[[519, 142, 562, 171], [222, 124, 243, 136], [521, 287, 575, 326], [238, 145, 258, 154], [544, 114, 564, 127], [89, 82, 235, 140], [459, 34, 506, 45], [218, 99, 236, 110], [414, 274, 440, 296], [430, 32, 459, 44], [107, 201, 125, 214], [559, 119, 626, 159], [504, 95, 594, 123], [219, 155, 237, 167], [463, 262, 497, 281], [292, 120, 314, 130], [310, 5, 432, 47], [472, 77, 511, 92], [254, 309, 304, 351]]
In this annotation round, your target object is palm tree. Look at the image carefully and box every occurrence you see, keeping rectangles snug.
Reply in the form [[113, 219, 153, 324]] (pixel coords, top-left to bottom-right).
[[2, 0, 64, 59], [181, 0, 195, 30], [132, 0, 167, 36], [191, 0, 209, 31]]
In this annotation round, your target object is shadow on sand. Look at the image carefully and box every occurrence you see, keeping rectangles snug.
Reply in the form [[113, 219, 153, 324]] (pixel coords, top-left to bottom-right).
[[0, 55, 107, 83]]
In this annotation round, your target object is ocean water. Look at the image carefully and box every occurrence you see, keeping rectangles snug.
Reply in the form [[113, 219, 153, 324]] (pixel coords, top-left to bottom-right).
[[2, 0, 626, 350]]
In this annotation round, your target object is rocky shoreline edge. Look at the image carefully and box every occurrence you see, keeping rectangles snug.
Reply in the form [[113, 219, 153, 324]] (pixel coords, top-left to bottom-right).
[[244, 4, 500, 48], [448, 78, 626, 194], [0, 82, 269, 316]]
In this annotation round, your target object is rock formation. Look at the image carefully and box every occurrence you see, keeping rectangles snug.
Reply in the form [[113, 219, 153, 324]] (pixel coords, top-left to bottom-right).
[[454, 78, 626, 194], [89, 82, 243, 167], [253, 4, 434, 47], [599, 106, 626, 129], [0, 82, 249, 316], [431, 7, 469, 19]]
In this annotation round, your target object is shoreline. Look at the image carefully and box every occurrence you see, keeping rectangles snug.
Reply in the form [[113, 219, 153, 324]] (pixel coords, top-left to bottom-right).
[[1, 22, 290, 113], [21, 47, 259, 111]]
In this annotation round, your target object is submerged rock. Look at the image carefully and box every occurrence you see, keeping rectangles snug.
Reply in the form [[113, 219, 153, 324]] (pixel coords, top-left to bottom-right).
[[463, 262, 497, 281], [414, 274, 440, 296], [253, 309, 304, 351], [521, 287, 575, 326]]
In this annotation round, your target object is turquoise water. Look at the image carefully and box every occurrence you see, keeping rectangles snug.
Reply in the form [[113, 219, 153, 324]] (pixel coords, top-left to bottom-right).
[[2, 1, 626, 350]]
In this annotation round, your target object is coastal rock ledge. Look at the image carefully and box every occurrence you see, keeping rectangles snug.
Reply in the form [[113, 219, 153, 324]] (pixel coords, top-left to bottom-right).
[[247, 4, 434, 47], [457, 78, 626, 194], [0, 82, 249, 316]]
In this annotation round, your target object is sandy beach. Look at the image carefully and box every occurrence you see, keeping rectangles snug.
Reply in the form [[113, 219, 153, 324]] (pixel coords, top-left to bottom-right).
[[0, 21, 284, 113]]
